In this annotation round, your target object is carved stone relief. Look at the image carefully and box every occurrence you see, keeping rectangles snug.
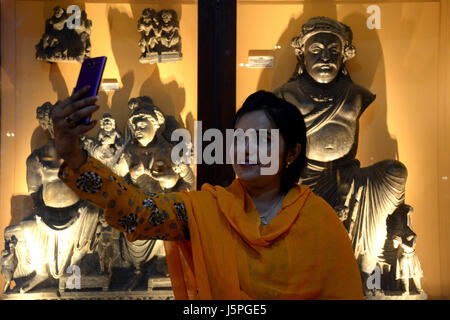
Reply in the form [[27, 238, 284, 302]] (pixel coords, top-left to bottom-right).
[[35, 6, 92, 63], [138, 9, 182, 64]]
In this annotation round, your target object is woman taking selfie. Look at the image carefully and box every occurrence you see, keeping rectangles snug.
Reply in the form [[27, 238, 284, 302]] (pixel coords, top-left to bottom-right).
[[52, 86, 363, 300]]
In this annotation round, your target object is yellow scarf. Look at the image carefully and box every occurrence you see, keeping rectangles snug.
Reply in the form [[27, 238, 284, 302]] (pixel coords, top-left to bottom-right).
[[164, 179, 363, 300]]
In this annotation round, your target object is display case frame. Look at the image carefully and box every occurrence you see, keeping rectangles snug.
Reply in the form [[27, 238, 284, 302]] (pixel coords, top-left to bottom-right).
[[1, 0, 449, 300]]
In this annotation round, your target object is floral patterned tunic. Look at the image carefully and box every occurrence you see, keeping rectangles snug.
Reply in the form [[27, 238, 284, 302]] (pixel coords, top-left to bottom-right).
[[58, 156, 190, 242]]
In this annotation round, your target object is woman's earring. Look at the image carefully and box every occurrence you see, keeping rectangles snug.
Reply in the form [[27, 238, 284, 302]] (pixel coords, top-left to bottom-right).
[[285, 162, 290, 169]]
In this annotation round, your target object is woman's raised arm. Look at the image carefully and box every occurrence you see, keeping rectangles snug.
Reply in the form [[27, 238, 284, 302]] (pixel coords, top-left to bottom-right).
[[58, 156, 190, 242]]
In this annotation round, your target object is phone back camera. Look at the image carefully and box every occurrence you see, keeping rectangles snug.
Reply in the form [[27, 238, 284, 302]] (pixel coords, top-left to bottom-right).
[[87, 61, 95, 68]]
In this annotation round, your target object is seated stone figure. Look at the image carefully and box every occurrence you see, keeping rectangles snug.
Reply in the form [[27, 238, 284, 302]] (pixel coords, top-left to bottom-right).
[[158, 10, 181, 53], [3, 102, 99, 293], [81, 113, 124, 174], [138, 8, 159, 61], [114, 96, 194, 291], [274, 16, 410, 295]]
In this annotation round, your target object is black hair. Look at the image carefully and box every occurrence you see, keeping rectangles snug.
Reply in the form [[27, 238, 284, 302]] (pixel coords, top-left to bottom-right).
[[232, 90, 307, 193]]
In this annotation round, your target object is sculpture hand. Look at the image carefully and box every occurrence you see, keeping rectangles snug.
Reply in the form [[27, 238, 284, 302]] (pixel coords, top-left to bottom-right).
[[335, 205, 349, 221], [51, 85, 99, 171], [172, 163, 190, 178]]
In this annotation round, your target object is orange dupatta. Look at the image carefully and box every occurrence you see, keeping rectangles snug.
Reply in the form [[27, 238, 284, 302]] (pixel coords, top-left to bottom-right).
[[164, 179, 364, 300]]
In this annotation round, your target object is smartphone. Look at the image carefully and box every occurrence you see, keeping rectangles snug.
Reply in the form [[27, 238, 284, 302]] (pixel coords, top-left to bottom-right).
[[72, 56, 107, 125]]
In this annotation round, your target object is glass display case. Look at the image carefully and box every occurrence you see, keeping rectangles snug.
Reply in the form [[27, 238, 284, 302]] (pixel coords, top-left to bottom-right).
[[236, 0, 449, 299], [1, 0, 449, 301], [1, 0, 198, 299]]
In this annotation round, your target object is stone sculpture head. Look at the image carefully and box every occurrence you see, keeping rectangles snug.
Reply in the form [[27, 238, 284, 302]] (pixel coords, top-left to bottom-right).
[[142, 8, 156, 21], [291, 16, 356, 83], [127, 97, 166, 147], [36, 102, 55, 138], [160, 9, 177, 26], [100, 113, 115, 132], [53, 6, 64, 19]]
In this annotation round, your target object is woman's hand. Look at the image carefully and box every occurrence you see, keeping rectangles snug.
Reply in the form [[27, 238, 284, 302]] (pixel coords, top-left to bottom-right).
[[51, 85, 100, 171]]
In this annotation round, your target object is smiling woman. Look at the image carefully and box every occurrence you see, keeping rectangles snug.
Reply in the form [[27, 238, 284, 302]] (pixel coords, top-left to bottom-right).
[[50, 86, 364, 299]]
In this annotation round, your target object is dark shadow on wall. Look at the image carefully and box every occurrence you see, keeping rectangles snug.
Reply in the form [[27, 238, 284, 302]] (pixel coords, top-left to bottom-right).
[[107, 4, 187, 135], [342, 11, 398, 163], [342, 9, 417, 164], [29, 62, 68, 153]]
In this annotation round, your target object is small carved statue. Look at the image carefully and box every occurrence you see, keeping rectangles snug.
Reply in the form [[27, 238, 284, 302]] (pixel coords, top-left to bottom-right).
[[390, 205, 424, 296], [138, 9, 182, 63], [138, 8, 159, 62], [81, 113, 124, 174], [97, 114, 124, 151], [93, 213, 120, 277], [275, 16, 421, 297], [1, 236, 18, 293], [36, 6, 92, 62], [158, 10, 181, 58]]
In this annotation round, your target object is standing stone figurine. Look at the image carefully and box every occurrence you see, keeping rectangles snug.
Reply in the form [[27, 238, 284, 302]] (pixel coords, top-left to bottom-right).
[[35, 6, 92, 62], [275, 16, 424, 298], [138, 8, 182, 64], [93, 213, 120, 277], [138, 8, 160, 63], [1, 236, 18, 293], [390, 205, 424, 296]]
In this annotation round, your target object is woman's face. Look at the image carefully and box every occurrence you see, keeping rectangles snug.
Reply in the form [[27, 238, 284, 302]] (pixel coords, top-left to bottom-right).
[[132, 116, 156, 147], [232, 110, 286, 188]]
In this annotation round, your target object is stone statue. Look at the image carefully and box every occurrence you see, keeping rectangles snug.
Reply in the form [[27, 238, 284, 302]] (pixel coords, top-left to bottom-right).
[[3, 101, 100, 294], [138, 9, 182, 63], [275, 16, 423, 298], [117, 96, 194, 192], [138, 8, 159, 63], [1, 236, 18, 293], [81, 113, 125, 174], [388, 204, 424, 296], [158, 9, 181, 61], [113, 96, 194, 291], [93, 212, 120, 277], [36, 6, 92, 62]]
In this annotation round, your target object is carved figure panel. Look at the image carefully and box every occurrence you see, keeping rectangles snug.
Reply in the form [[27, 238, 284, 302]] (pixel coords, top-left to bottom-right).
[[35, 6, 92, 63], [138, 9, 182, 64]]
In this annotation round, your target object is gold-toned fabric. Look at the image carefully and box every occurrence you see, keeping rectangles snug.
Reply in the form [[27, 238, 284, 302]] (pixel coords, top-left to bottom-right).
[[59, 156, 364, 300]]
